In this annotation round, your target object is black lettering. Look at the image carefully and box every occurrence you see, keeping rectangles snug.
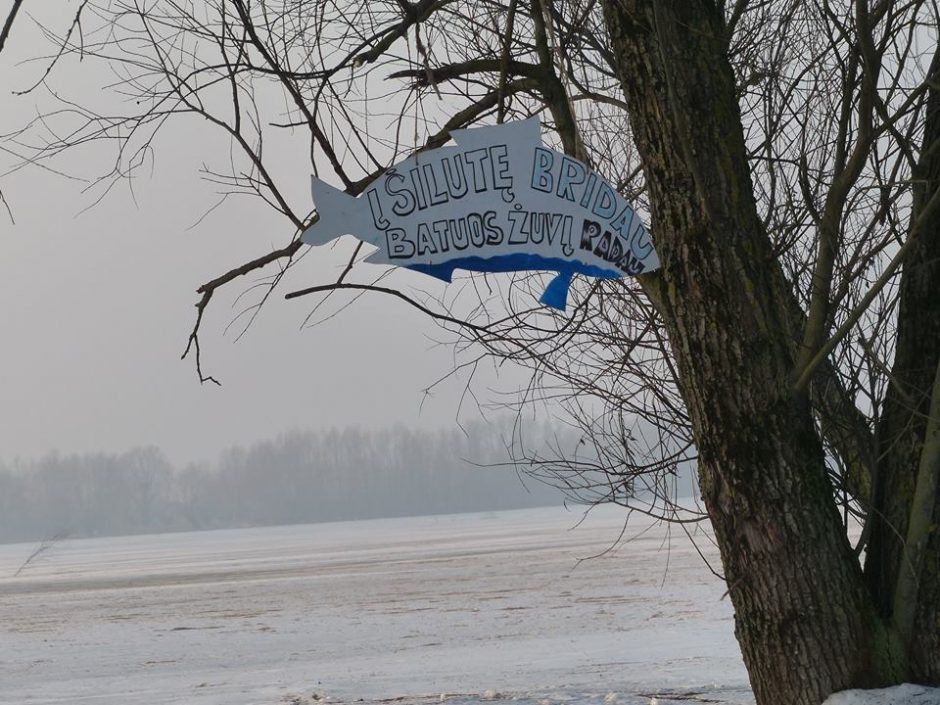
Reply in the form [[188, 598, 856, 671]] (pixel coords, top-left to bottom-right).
[[530, 213, 546, 244], [416, 222, 438, 255], [545, 214, 564, 247], [450, 218, 469, 250], [423, 163, 449, 206], [593, 231, 612, 259], [580, 219, 602, 251], [386, 172, 416, 217], [409, 167, 429, 210], [467, 213, 487, 248], [432, 219, 451, 252], [490, 145, 512, 190], [367, 189, 390, 230], [607, 235, 625, 263], [617, 253, 644, 276], [464, 149, 490, 192], [591, 183, 618, 219], [441, 154, 469, 199], [508, 210, 528, 244], [484, 211, 504, 245], [556, 156, 586, 202], [386, 229, 415, 259]]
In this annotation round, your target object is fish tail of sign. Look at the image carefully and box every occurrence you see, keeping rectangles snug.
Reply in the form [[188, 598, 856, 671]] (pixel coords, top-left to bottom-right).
[[301, 177, 361, 247], [540, 269, 574, 311]]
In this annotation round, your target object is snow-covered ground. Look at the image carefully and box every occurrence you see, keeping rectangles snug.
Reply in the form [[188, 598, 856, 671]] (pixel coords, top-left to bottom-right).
[[0, 505, 753, 705], [823, 684, 940, 705]]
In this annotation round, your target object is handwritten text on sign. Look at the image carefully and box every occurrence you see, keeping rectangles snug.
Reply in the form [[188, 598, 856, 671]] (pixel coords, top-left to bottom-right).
[[301, 118, 659, 309]]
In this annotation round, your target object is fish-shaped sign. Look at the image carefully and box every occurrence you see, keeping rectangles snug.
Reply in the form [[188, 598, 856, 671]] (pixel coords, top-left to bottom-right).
[[301, 118, 659, 309]]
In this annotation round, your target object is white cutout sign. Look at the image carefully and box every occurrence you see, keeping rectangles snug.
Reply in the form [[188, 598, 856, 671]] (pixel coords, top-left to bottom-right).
[[302, 118, 659, 309]]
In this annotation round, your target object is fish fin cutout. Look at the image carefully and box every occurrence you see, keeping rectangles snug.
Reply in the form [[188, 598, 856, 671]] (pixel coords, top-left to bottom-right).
[[540, 269, 574, 310], [406, 262, 455, 283], [302, 177, 363, 247], [449, 116, 541, 151]]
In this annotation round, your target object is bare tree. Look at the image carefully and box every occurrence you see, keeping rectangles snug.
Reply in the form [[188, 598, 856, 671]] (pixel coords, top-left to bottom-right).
[[12, 530, 67, 578], [5, 1, 940, 703]]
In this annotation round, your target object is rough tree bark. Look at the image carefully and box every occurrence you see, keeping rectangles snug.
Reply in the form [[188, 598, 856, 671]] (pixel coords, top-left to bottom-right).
[[599, 2, 930, 702], [866, 46, 940, 680]]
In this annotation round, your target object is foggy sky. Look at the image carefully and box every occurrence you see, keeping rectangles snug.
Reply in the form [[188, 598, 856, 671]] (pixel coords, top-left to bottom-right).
[[0, 2, 526, 466]]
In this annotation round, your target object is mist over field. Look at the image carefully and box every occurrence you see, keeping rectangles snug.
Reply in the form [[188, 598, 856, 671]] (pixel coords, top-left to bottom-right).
[[0, 421, 576, 544]]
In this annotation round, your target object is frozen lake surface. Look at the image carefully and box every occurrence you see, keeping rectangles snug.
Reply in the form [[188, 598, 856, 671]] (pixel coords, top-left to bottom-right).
[[0, 505, 752, 705]]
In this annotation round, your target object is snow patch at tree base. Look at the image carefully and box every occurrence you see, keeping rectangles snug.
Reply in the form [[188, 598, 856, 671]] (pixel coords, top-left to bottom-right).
[[823, 684, 940, 705]]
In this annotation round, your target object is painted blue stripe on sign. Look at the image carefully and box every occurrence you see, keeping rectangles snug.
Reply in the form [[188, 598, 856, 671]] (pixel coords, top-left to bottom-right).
[[407, 254, 621, 310]]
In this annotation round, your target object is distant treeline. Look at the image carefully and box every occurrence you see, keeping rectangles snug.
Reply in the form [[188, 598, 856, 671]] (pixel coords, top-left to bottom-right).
[[0, 424, 566, 543]]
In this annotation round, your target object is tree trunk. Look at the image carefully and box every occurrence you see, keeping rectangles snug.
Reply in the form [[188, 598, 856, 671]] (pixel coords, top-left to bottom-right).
[[866, 46, 940, 681], [600, 2, 899, 702]]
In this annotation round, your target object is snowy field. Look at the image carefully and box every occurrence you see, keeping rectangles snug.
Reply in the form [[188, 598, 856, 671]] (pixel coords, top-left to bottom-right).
[[0, 505, 753, 705]]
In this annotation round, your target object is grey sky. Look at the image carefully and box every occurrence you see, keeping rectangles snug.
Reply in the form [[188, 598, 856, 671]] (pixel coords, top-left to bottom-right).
[[0, 3, 519, 465]]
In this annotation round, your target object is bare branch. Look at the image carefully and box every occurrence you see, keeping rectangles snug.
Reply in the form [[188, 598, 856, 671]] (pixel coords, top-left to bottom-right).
[[0, 0, 24, 54]]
